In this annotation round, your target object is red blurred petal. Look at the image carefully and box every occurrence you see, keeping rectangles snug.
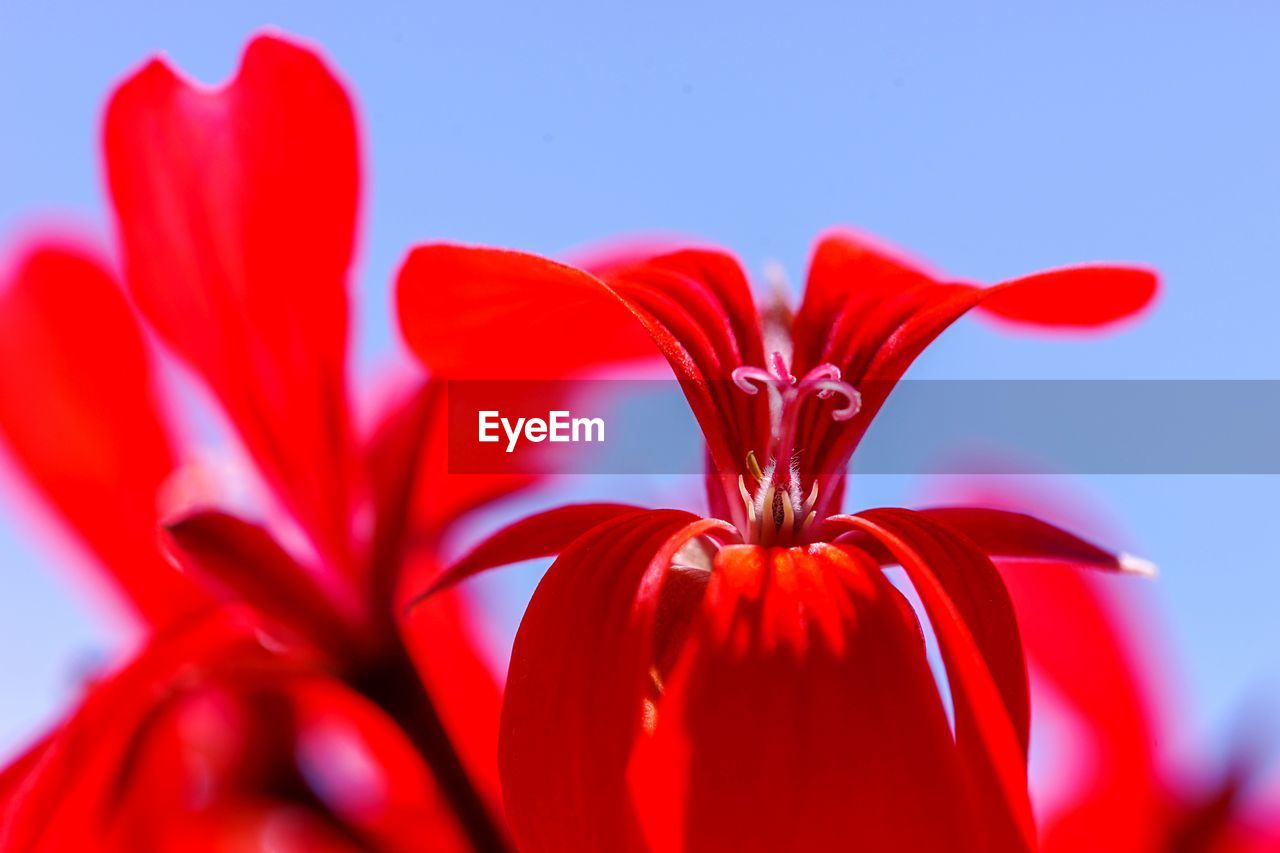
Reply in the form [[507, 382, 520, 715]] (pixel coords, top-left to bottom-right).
[[416, 502, 645, 599], [1, 608, 472, 852], [0, 610, 276, 849], [498, 509, 711, 851], [288, 676, 472, 853], [163, 510, 366, 658], [104, 34, 359, 567], [0, 734, 51, 821], [631, 543, 976, 852], [1001, 564, 1165, 851], [137, 802, 362, 853], [401, 574, 506, 825], [829, 509, 1036, 851], [395, 244, 657, 379], [0, 241, 201, 623], [364, 381, 534, 594]]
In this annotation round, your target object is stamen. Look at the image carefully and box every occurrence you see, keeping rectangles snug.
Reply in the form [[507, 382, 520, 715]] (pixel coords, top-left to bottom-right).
[[802, 480, 819, 516], [738, 476, 757, 528], [731, 366, 776, 394], [734, 452, 822, 546], [727, 359, 858, 544], [800, 364, 842, 382], [779, 490, 795, 532], [800, 380, 861, 420]]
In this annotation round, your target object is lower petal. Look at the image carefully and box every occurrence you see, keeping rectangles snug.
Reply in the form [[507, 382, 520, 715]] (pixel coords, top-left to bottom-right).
[[497, 509, 714, 852], [631, 543, 975, 853]]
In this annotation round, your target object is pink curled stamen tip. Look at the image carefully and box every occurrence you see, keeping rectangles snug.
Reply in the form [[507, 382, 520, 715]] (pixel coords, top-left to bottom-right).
[[801, 364, 842, 383], [798, 364, 843, 399], [832, 387, 862, 420], [731, 366, 775, 394], [804, 379, 861, 420]]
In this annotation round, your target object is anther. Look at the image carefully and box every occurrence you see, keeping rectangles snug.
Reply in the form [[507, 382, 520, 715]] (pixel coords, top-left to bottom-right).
[[802, 480, 819, 516], [738, 475, 757, 528]]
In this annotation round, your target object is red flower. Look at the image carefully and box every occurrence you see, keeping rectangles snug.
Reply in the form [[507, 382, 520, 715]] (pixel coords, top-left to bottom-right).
[[0, 35, 513, 850], [1006, 553, 1280, 852], [397, 234, 1159, 851]]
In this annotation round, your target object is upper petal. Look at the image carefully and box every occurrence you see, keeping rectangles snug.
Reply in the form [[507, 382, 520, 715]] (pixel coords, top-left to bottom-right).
[[103, 34, 359, 568], [0, 241, 201, 624], [395, 244, 658, 379], [978, 265, 1159, 328], [794, 230, 1158, 481], [394, 244, 772, 488]]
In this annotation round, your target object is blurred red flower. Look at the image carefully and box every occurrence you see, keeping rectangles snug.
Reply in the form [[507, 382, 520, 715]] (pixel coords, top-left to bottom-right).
[[0, 35, 515, 851], [398, 234, 1159, 851], [1007, 549, 1280, 852]]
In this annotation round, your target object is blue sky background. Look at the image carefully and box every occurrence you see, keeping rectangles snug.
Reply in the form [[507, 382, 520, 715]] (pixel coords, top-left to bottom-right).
[[1, 0, 1277, 796]]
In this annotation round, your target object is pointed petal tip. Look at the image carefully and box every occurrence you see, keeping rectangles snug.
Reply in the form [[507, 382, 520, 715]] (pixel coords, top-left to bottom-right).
[[1118, 552, 1158, 578]]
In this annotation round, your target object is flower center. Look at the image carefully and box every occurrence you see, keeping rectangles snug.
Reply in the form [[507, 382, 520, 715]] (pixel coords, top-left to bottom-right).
[[729, 355, 860, 545]]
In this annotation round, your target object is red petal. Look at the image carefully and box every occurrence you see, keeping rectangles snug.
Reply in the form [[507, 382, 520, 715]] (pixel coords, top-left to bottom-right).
[[413, 502, 646, 600], [794, 231, 1158, 483], [0, 733, 51, 819], [2, 609, 472, 852], [136, 802, 363, 853], [395, 244, 657, 379], [0, 241, 201, 624], [858, 263, 1159, 400], [0, 610, 277, 849], [162, 510, 367, 658], [394, 245, 771, 492], [363, 381, 534, 599], [104, 34, 359, 567], [287, 676, 473, 853], [792, 228, 939, 376], [836, 506, 1139, 574], [827, 509, 1036, 851], [498, 509, 715, 851], [631, 543, 977, 852], [978, 265, 1159, 329], [607, 249, 765, 371], [1000, 564, 1165, 851], [401, 572, 506, 827]]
